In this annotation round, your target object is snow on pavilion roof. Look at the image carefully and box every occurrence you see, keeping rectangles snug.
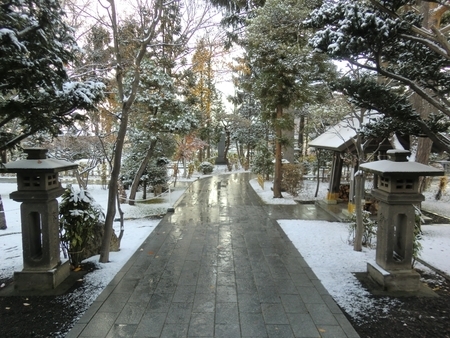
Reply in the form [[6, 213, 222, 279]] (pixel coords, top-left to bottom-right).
[[309, 113, 380, 152]]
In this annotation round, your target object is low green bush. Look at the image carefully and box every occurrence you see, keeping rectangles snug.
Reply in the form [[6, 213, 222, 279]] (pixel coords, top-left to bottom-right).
[[59, 185, 104, 267], [199, 161, 214, 174]]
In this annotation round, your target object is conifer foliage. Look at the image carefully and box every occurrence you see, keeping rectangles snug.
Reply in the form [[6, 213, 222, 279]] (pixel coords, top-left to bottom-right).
[[0, 0, 104, 152], [304, 0, 450, 152]]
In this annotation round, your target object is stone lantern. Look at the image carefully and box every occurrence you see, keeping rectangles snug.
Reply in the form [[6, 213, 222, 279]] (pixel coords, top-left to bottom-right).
[[3, 148, 77, 291], [360, 150, 443, 292]]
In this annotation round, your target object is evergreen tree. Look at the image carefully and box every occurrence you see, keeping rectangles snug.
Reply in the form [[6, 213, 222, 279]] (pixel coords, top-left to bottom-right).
[[229, 55, 270, 168], [0, 0, 104, 152], [305, 0, 450, 155], [190, 37, 219, 160], [208, 0, 266, 46], [246, 0, 336, 197]]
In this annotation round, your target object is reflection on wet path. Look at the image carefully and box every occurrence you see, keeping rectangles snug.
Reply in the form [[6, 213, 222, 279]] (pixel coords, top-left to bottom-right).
[[68, 172, 358, 338]]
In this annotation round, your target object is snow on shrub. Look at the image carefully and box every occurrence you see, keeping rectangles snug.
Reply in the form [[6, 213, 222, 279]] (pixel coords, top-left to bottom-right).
[[199, 161, 214, 174], [59, 185, 104, 267]]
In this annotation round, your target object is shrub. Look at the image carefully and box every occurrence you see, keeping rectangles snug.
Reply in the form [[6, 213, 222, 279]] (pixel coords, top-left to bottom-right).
[[281, 164, 303, 196], [199, 161, 214, 174], [347, 210, 377, 247], [59, 185, 105, 267]]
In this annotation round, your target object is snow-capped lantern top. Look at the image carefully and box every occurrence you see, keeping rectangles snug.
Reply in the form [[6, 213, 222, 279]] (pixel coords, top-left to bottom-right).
[[360, 150, 444, 194], [4, 148, 77, 194]]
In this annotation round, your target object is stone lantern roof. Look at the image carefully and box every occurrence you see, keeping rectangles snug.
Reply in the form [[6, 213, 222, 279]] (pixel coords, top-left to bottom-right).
[[360, 150, 444, 177], [2, 148, 77, 173]]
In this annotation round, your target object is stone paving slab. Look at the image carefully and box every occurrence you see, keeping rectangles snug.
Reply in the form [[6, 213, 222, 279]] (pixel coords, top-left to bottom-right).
[[66, 173, 360, 338]]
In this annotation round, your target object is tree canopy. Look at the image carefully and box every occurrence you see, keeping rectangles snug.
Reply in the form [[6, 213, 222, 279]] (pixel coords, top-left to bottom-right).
[[0, 0, 104, 152], [304, 0, 450, 152], [244, 0, 335, 197]]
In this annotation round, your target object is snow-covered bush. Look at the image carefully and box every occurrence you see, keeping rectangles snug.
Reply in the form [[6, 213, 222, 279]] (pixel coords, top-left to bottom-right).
[[199, 161, 214, 174], [59, 185, 105, 267]]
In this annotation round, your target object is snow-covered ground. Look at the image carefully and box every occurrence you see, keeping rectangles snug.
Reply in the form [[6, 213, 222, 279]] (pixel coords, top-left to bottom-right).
[[0, 167, 449, 323]]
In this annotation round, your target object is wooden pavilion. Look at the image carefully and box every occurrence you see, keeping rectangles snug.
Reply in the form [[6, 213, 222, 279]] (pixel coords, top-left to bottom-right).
[[308, 114, 392, 214]]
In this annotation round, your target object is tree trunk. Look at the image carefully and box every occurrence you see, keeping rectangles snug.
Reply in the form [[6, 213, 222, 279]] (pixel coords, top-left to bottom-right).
[[128, 140, 157, 205], [273, 105, 283, 198], [413, 1, 438, 173], [245, 143, 250, 170], [74, 170, 87, 190], [236, 141, 244, 167], [298, 115, 305, 158], [99, 0, 164, 263], [354, 171, 363, 251], [206, 133, 211, 159], [99, 107, 129, 263], [411, 90, 433, 192], [116, 186, 124, 247], [224, 130, 231, 170], [315, 149, 321, 197], [182, 158, 187, 178]]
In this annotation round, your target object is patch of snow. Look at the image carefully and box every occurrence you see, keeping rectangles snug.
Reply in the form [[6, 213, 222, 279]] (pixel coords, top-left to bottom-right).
[[1, 167, 449, 325]]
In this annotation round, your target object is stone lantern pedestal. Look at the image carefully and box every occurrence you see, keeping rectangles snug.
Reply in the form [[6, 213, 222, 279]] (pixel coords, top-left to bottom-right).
[[360, 150, 443, 292], [4, 148, 77, 291]]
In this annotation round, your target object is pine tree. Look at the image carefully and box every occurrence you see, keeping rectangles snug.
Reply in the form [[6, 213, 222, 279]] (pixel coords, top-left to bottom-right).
[[190, 38, 217, 160], [0, 0, 104, 152], [305, 0, 450, 155], [246, 0, 336, 198]]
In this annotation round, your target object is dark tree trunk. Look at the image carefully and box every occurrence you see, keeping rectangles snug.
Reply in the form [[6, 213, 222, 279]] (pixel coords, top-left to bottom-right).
[[273, 105, 283, 198], [128, 140, 157, 205], [224, 130, 231, 170], [298, 115, 305, 158]]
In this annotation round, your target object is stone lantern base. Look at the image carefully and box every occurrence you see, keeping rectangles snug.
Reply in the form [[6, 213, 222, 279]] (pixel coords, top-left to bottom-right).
[[367, 261, 420, 292], [13, 261, 70, 292]]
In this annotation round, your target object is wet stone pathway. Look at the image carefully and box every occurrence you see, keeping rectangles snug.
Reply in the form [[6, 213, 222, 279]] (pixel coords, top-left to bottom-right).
[[67, 173, 359, 338]]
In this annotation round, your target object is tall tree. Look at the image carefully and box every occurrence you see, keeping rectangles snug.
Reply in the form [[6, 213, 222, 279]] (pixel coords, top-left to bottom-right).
[[68, 0, 219, 262], [96, 0, 166, 263], [126, 60, 198, 205], [0, 0, 104, 152], [191, 38, 215, 160], [124, 0, 194, 206], [246, 0, 335, 197], [208, 0, 266, 46], [229, 54, 269, 168]]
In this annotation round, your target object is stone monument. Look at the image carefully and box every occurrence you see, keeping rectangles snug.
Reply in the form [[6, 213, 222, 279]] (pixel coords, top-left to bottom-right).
[[360, 150, 443, 292], [215, 133, 227, 165], [3, 148, 77, 291]]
